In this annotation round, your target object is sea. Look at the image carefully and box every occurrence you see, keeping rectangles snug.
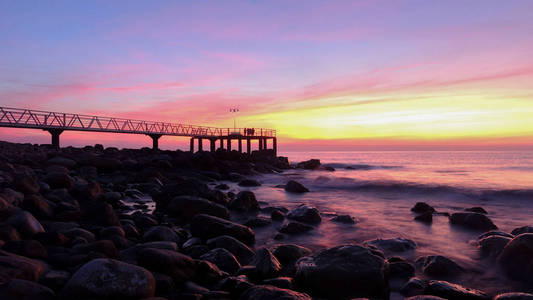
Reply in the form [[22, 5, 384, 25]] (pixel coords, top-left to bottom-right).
[[227, 151, 533, 296]]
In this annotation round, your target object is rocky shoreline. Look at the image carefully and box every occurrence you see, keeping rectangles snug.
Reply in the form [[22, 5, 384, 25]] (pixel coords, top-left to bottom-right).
[[0, 140, 532, 300]]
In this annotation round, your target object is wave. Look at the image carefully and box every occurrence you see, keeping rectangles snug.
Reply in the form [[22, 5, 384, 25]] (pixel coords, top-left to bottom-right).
[[326, 163, 403, 170]]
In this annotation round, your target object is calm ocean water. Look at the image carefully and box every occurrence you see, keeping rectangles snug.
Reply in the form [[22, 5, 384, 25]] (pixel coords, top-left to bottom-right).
[[225, 151, 533, 295]]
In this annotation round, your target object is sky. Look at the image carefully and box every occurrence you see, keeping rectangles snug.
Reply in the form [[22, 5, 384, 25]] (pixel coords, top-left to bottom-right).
[[1, 0, 533, 150]]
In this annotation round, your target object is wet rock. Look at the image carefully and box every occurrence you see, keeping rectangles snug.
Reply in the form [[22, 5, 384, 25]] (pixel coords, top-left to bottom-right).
[[190, 214, 255, 246], [44, 172, 74, 189], [214, 275, 253, 298], [498, 233, 533, 283], [252, 248, 282, 279], [415, 211, 433, 223], [72, 240, 118, 258], [0, 279, 55, 300], [119, 241, 178, 263], [479, 235, 511, 258], [23, 194, 54, 219], [279, 222, 314, 235], [194, 259, 226, 286], [478, 230, 513, 239], [40, 269, 71, 291], [0, 250, 46, 281], [200, 248, 241, 274], [411, 202, 435, 213], [365, 238, 416, 252], [331, 214, 356, 224], [273, 244, 312, 266], [48, 156, 76, 168], [137, 248, 196, 282], [400, 277, 427, 297], [238, 179, 261, 187], [2, 239, 47, 259], [450, 212, 498, 231], [426, 280, 490, 300], [511, 226, 533, 236], [388, 257, 415, 278], [62, 258, 155, 298], [294, 245, 389, 299], [71, 182, 102, 200], [263, 277, 293, 289], [184, 245, 210, 259], [215, 184, 229, 190], [416, 255, 463, 278], [287, 205, 321, 224], [296, 159, 321, 170], [206, 235, 255, 265], [165, 195, 229, 222], [61, 228, 95, 243], [1, 188, 24, 206], [465, 207, 488, 214], [122, 223, 140, 238], [229, 191, 259, 211], [241, 285, 311, 300], [6, 210, 45, 237], [88, 157, 122, 172], [143, 226, 181, 244], [284, 180, 309, 193], [34, 231, 68, 246], [494, 293, 533, 300], [15, 174, 40, 195], [81, 201, 120, 227], [271, 209, 285, 221], [406, 296, 446, 300], [100, 226, 125, 239], [244, 216, 272, 228]]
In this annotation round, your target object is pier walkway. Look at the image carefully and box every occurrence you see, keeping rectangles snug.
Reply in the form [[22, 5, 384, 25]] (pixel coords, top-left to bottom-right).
[[0, 107, 277, 154]]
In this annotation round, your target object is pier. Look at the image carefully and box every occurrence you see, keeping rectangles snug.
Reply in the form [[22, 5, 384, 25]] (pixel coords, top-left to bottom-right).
[[0, 107, 277, 154]]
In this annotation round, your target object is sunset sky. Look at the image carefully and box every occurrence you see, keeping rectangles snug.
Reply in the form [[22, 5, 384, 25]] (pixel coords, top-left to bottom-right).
[[1, 1, 533, 150]]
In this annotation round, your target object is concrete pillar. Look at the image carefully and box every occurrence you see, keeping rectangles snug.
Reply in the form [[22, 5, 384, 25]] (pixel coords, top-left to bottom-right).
[[148, 134, 162, 150], [247, 138, 251, 154], [273, 137, 277, 156], [238, 138, 242, 153], [46, 129, 64, 149], [263, 138, 268, 150], [210, 139, 216, 152], [198, 138, 203, 151], [259, 138, 263, 150], [219, 138, 224, 150], [190, 138, 194, 153], [227, 138, 232, 151]]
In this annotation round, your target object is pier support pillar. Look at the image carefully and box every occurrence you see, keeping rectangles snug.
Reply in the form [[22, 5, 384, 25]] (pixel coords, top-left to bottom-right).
[[258, 138, 263, 150], [190, 138, 194, 153], [198, 138, 203, 151], [238, 138, 242, 153], [273, 137, 277, 156], [263, 138, 268, 150], [46, 129, 64, 149], [227, 138, 232, 151], [210, 139, 216, 152], [148, 134, 162, 150], [219, 138, 224, 150], [247, 138, 251, 154]]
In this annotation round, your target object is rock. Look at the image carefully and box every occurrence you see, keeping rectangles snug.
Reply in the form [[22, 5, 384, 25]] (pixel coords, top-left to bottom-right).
[[479, 235, 511, 258], [6, 210, 45, 237], [190, 214, 255, 246], [426, 280, 490, 300], [61, 228, 95, 242], [15, 174, 40, 195], [450, 212, 498, 231], [465, 207, 488, 214], [244, 217, 272, 228], [206, 235, 255, 265], [48, 156, 76, 168], [416, 255, 463, 278], [72, 240, 119, 258], [44, 172, 74, 189], [0, 279, 55, 300], [238, 179, 261, 187], [240, 285, 311, 300], [215, 184, 229, 190], [1, 188, 24, 206], [137, 248, 196, 282], [253, 248, 282, 279], [229, 191, 259, 211], [119, 241, 178, 263], [415, 211, 433, 223], [165, 195, 230, 222], [81, 201, 120, 227], [100, 226, 126, 239], [88, 157, 122, 172], [2, 239, 47, 259], [331, 214, 356, 224], [294, 245, 389, 299], [22, 194, 54, 219], [498, 233, 533, 283], [411, 202, 435, 213], [273, 244, 312, 265], [494, 293, 533, 300], [287, 205, 321, 224], [365, 238, 416, 252], [388, 257, 415, 278], [214, 275, 253, 297], [271, 209, 285, 221], [511, 226, 533, 236], [194, 259, 225, 286], [400, 277, 427, 297], [284, 180, 309, 193], [279, 222, 314, 235], [62, 258, 155, 298], [478, 230, 513, 239], [200, 248, 241, 274], [406, 296, 447, 300], [0, 250, 46, 281], [40, 269, 71, 291], [296, 159, 321, 170], [71, 182, 102, 200], [143, 226, 181, 244]]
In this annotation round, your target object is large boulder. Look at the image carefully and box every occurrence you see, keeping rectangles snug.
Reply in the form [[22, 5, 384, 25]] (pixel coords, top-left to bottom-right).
[[511, 226, 533, 236], [47, 156, 76, 168], [2, 239, 47, 259], [80, 201, 120, 227], [0, 279, 55, 300], [365, 238, 416, 253], [284, 180, 309, 193], [252, 248, 282, 279], [287, 205, 321, 224], [240, 285, 311, 300], [479, 235, 511, 258], [206, 235, 255, 265], [44, 172, 74, 189], [494, 293, 533, 300], [449, 213, 497, 231], [411, 202, 435, 214], [296, 159, 321, 170], [15, 174, 40, 195], [119, 241, 178, 263], [200, 248, 241, 274], [137, 248, 196, 282], [6, 210, 45, 237], [22, 195, 54, 219], [190, 214, 255, 246], [0, 250, 47, 282], [142, 225, 181, 244], [273, 244, 312, 265], [498, 233, 533, 283], [416, 255, 463, 278], [426, 280, 490, 300], [294, 245, 389, 299], [229, 191, 259, 211], [164, 195, 229, 222], [62, 258, 155, 298]]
